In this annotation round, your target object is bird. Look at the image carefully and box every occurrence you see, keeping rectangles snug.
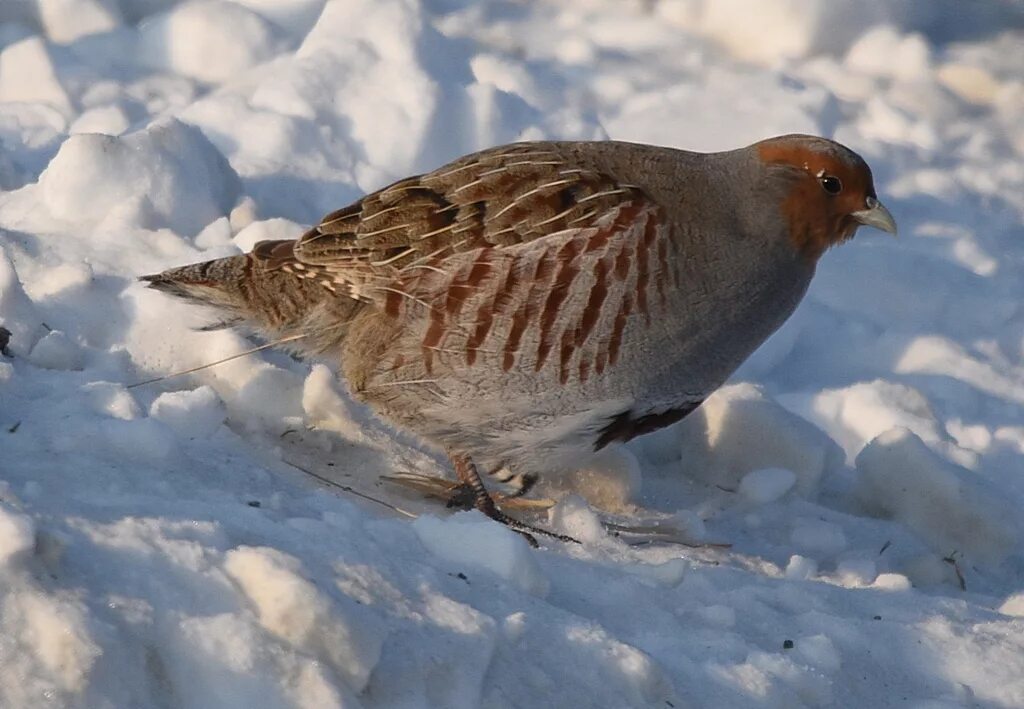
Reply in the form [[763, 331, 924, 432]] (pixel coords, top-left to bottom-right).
[[142, 134, 896, 543]]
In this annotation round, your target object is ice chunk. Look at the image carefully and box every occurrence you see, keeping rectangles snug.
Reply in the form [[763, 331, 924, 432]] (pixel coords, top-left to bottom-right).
[[224, 546, 387, 693], [138, 1, 285, 84], [150, 386, 227, 438], [412, 511, 550, 597], [38, 118, 241, 236], [0, 503, 35, 565], [38, 0, 122, 44], [678, 384, 843, 495], [855, 428, 1017, 565]]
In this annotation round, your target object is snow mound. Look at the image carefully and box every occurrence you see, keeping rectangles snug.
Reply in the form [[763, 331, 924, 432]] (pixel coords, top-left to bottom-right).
[[233, 217, 303, 252], [38, 117, 241, 236], [845, 26, 932, 81], [678, 383, 843, 495], [139, 0, 286, 84], [855, 428, 1018, 565], [698, 0, 884, 64], [69, 104, 132, 136], [0, 585, 101, 706], [224, 546, 388, 694], [0, 37, 72, 117], [149, 385, 227, 438], [38, 0, 122, 44], [0, 246, 42, 356], [791, 379, 959, 464], [29, 329, 84, 370], [563, 445, 642, 512], [548, 495, 606, 545], [0, 503, 35, 565], [230, 0, 326, 37], [739, 467, 797, 505], [604, 69, 827, 152], [1, 0, 1024, 705]]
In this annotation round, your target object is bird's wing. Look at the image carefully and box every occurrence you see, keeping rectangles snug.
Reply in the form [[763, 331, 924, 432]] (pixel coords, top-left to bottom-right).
[[251, 143, 669, 303]]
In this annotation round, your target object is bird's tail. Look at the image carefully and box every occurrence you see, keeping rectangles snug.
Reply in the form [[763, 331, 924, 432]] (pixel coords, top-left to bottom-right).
[[140, 240, 359, 358]]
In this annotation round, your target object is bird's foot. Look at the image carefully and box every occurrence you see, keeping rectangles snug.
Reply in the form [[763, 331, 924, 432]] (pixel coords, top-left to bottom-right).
[[382, 472, 556, 510], [443, 481, 579, 547]]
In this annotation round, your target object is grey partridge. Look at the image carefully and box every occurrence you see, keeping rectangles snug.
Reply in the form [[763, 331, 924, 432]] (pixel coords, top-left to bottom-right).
[[143, 135, 896, 542]]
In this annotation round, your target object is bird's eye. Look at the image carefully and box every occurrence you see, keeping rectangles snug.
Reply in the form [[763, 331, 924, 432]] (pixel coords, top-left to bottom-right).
[[820, 174, 843, 195]]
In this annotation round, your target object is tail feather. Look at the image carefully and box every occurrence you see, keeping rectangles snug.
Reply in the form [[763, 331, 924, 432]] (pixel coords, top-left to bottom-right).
[[140, 241, 361, 358]]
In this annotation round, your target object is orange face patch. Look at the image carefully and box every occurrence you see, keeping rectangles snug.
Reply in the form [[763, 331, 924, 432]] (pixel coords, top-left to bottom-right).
[[757, 138, 876, 260]]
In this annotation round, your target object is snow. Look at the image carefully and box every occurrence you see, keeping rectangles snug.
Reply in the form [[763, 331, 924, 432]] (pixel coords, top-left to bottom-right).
[[223, 545, 387, 693], [37, 0, 122, 44], [0, 37, 73, 116], [0, 502, 35, 565], [412, 511, 550, 596], [138, 1, 285, 84], [37, 117, 242, 235], [29, 329, 84, 370], [739, 468, 797, 505], [678, 383, 843, 495], [855, 428, 1018, 565], [0, 0, 1023, 707]]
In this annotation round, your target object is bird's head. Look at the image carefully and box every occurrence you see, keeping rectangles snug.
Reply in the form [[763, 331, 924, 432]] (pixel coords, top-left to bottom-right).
[[755, 134, 896, 260]]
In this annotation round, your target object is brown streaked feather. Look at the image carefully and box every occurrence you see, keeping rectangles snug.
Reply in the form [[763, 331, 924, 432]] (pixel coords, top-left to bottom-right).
[[289, 144, 645, 275], [244, 144, 677, 385]]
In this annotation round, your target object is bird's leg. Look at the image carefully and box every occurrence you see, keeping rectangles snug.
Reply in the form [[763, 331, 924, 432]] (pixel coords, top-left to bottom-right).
[[449, 452, 578, 547]]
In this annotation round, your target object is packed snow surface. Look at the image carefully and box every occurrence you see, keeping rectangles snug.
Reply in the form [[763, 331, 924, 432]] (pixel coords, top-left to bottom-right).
[[2, 1, 1024, 707]]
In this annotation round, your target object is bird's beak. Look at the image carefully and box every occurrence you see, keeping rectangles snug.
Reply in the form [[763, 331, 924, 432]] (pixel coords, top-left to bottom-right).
[[851, 196, 897, 235]]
